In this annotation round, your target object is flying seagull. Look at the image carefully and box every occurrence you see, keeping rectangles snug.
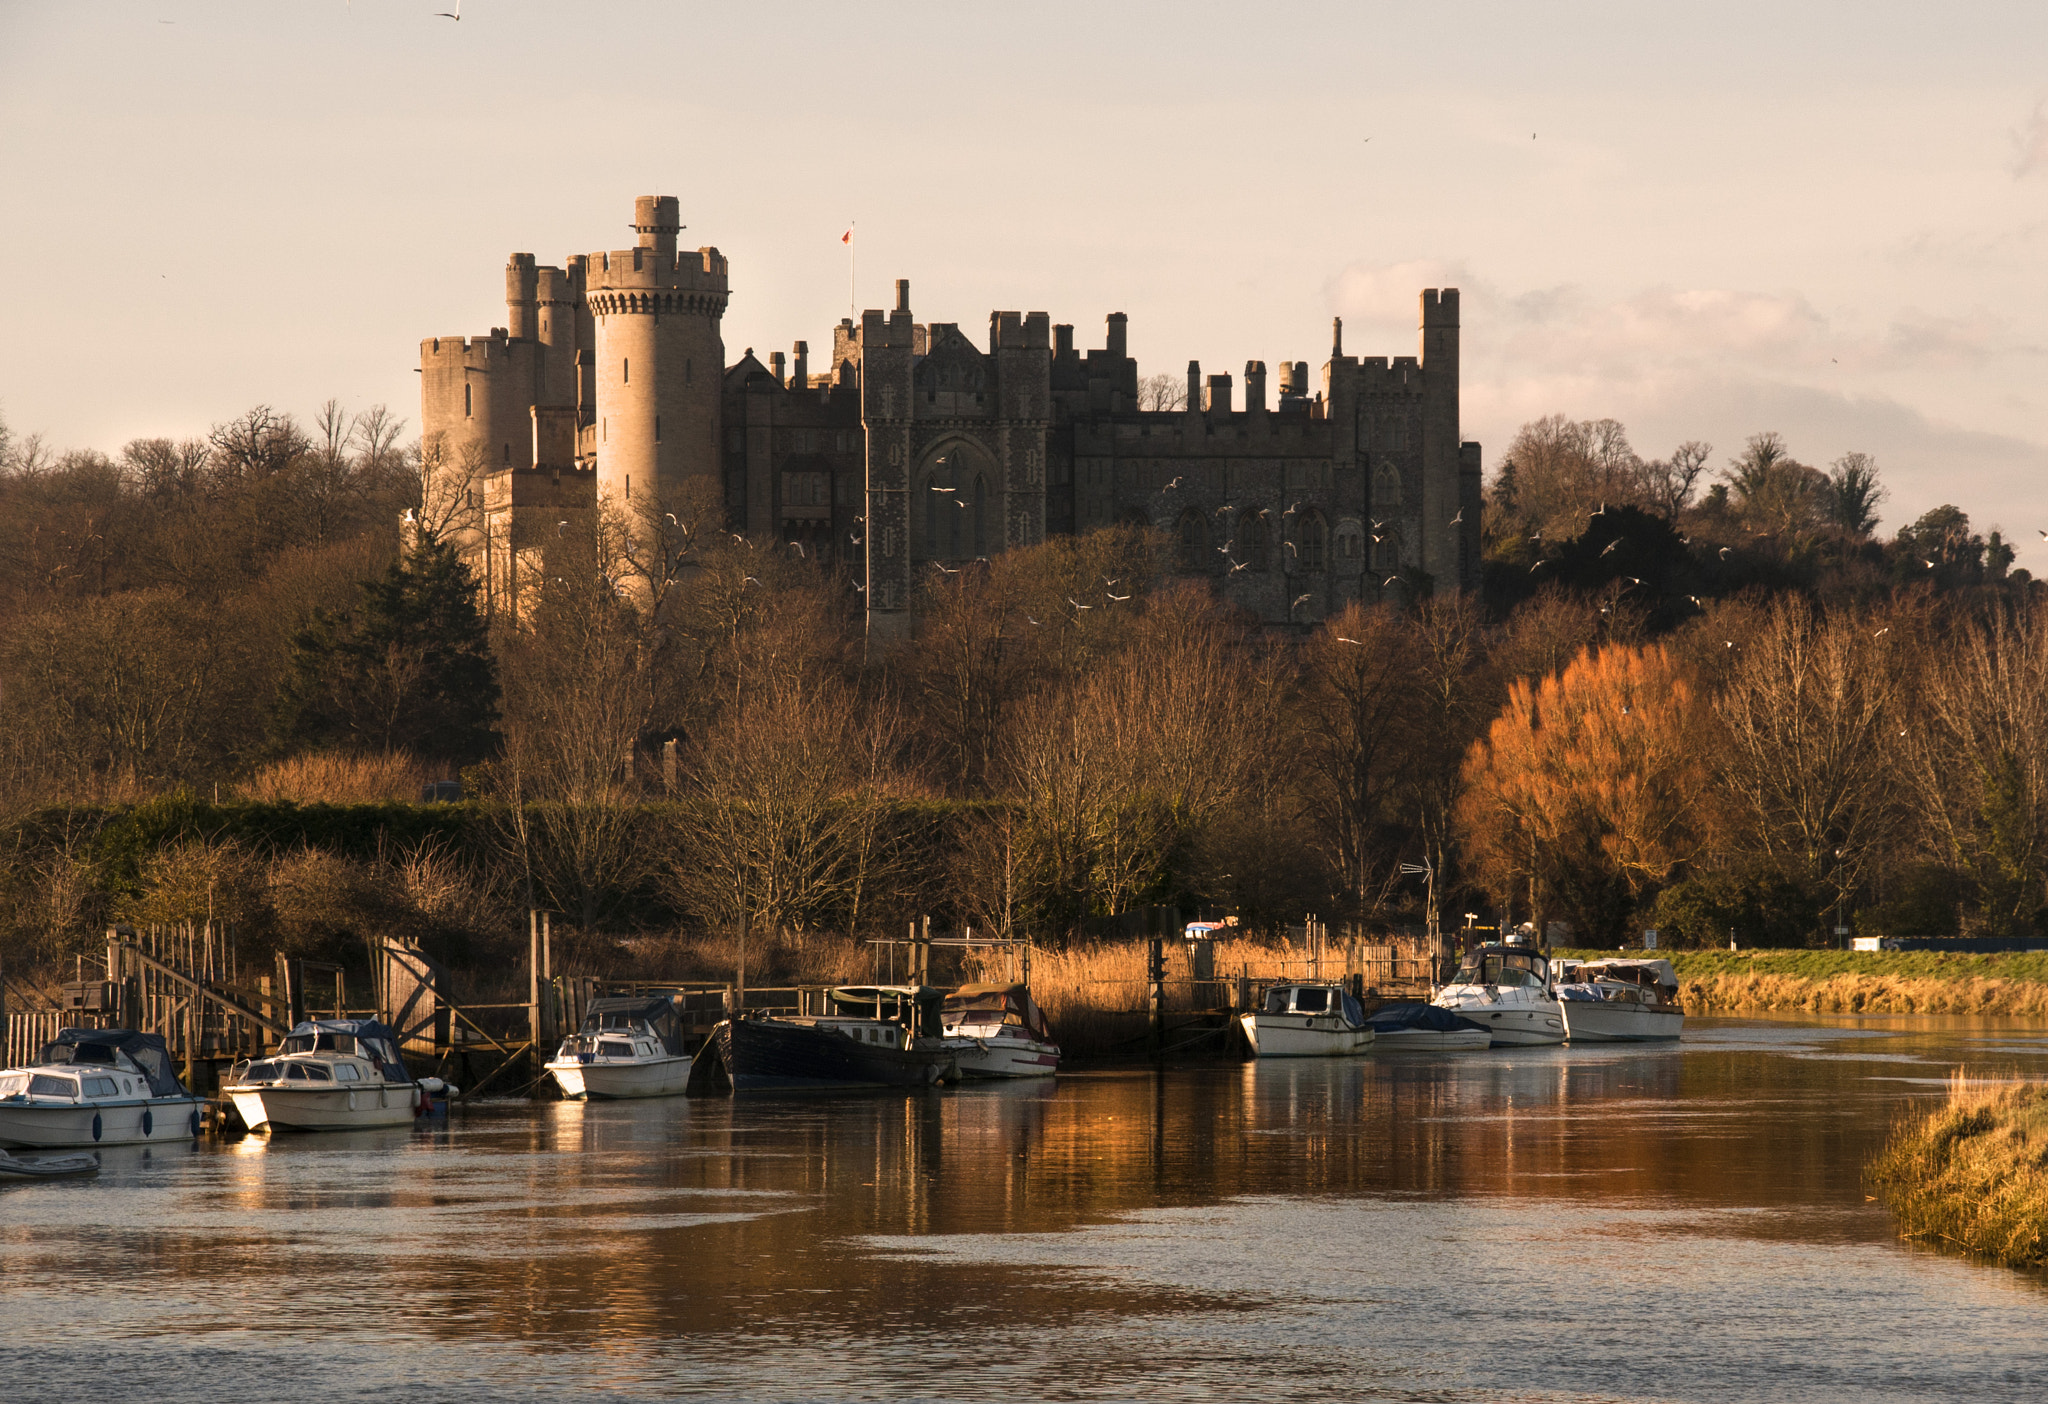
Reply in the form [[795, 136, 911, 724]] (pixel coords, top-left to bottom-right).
[[1383, 575, 1401, 586], [1335, 636, 1363, 645], [1719, 547, 1732, 559], [1875, 627, 1890, 637], [1068, 597, 1092, 611], [1108, 591, 1133, 600], [1449, 510, 1463, 526], [1600, 539, 1621, 556], [1291, 593, 1312, 612], [557, 520, 569, 534]]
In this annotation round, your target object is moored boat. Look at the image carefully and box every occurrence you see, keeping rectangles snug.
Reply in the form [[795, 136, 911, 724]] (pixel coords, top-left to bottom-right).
[[1555, 959, 1685, 1042], [222, 1019, 444, 1132], [940, 983, 1060, 1078], [699, 986, 971, 1095], [1364, 1001, 1494, 1051], [546, 995, 691, 1100], [0, 1148, 100, 1179], [1431, 942, 1566, 1046], [0, 1028, 203, 1149], [1239, 983, 1376, 1058]]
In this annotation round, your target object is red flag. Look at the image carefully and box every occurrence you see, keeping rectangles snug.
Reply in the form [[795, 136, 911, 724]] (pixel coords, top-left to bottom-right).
[[842, 229, 852, 244]]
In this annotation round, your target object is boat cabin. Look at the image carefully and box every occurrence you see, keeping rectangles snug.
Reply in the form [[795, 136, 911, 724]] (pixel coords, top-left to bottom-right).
[[941, 984, 1052, 1042], [1448, 945, 1552, 990], [20, 1028, 188, 1099], [1261, 984, 1368, 1025], [557, 996, 684, 1062], [1559, 959, 1681, 1006], [229, 1019, 413, 1089]]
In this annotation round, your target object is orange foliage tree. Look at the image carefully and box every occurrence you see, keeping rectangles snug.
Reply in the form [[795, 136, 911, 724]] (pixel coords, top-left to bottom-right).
[[1456, 643, 1712, 944]]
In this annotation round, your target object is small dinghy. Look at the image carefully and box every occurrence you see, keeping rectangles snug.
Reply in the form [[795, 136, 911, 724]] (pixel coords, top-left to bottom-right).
[[546, 995, 691, 1100], [1239, 983, 1375, 1058], [223, 1019, 445, 1132], [0, 1028, 203, 1149], [0, 1148, 100, 1179], [1363, 1002, 1493, 1051]]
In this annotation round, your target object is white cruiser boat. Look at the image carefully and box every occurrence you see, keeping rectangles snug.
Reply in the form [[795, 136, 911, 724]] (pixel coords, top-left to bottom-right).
[[223, 1019, 446, 1132], [547, 995, 691, 1099], [1240, 983, 1376, 1058], [1554, 959, 1685, 1042], [940, 984, 1061, 1078], [0, 1028, 203, 1149], [1431, 943, 1565, 1046]]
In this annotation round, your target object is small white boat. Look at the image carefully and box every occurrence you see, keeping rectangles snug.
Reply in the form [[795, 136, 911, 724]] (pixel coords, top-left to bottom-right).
[[940, 984, 1061, 1078], [1431, 942, 1566, 1046], [546, 995, 692, 1100], [0, 1028, 203, 1149], [1555, 959, 1685, 1042], [0, 1148, 100, 1179], [1239, 983, 1376, 1058], [1364, 1001, 1494, 1051], [223, 1019, 442, 1133]]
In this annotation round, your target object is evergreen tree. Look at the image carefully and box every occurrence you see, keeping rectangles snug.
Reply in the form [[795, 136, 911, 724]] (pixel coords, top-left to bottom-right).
[[272, 532, 500, 765]]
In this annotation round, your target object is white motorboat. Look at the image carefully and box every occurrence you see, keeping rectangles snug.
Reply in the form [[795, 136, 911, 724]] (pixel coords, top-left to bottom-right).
[[1363, 1001, 1494, 1051], [941, 983, 1061, 1078], [1431, 943, 1566, 1046], [1554, 959, 1685, 1042], [0, 1028, 203, 1149], [223, 1019, 444, 1132], [1239, 983, 1376, 1058], [547, 995, 692, 1100]]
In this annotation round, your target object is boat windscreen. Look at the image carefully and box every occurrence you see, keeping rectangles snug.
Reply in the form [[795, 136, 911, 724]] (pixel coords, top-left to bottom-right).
[[37, 1029, 187, 1097]]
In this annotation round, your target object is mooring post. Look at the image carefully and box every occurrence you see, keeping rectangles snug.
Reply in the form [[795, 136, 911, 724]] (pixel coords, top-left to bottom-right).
[[1147, 907, 1165, 1059], [541, 911, 554, 1046], [527, 910, 542, 1058]]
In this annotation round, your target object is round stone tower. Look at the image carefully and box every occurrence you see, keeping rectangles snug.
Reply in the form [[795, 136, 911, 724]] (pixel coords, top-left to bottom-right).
[[585, 195, 729, 508]]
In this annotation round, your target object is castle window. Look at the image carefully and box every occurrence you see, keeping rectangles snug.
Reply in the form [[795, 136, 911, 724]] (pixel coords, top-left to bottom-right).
[[625, 475, 631, 500], [1373, 527, 1400, 573], [502, 443, 510, 466], [1176, 508, 1209, 574], [1373, 463, 1402, 510], [1297, 511, 1328, 571], [623, 358, 629, 385], [464, 383, 472, 418]]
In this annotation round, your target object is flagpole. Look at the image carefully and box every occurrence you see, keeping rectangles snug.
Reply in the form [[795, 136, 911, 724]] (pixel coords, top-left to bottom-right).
[[848, 221, 856, 322]]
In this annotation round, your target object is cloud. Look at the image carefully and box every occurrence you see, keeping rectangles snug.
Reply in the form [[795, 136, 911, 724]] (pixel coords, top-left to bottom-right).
[[2012, 99, 2048, 179]]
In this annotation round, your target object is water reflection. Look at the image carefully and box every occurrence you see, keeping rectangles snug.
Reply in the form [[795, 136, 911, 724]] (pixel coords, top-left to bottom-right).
[[4, 1017, 2048, 1401]]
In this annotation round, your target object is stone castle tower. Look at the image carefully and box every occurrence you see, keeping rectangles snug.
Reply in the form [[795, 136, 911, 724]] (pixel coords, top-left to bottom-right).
[[419, 196, 1480, 628]]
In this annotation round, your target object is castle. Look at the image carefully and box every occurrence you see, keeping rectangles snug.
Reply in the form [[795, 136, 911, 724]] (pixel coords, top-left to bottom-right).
[[419, 195, 1481, 633]]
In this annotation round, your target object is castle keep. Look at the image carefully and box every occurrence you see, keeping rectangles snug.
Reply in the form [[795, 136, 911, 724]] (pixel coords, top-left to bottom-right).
[[419, 196, 1481, 631]]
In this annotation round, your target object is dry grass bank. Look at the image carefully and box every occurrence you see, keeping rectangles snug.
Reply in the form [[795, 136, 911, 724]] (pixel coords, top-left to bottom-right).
[[1869, 1074, 2048, 1269], [1679, 972, 2048, 1017]]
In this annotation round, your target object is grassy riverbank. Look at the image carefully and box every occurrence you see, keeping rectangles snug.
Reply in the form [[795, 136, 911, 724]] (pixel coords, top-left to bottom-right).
[[1869, 1075, 2048, 1269], [1557, 948, 2048, 1017]]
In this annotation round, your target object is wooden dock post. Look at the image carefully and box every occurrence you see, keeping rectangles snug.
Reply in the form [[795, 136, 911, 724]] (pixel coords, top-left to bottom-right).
[[527, 910, 542, 1057], [1147, 907, 1165, 1059]]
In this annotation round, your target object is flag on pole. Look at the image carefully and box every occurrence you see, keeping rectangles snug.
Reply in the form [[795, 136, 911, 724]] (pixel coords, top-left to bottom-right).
[[842, 229, 853, 244]]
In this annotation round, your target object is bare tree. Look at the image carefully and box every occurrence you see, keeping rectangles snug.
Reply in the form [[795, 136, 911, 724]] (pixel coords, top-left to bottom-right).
[[1137, 372, 1187, 412]]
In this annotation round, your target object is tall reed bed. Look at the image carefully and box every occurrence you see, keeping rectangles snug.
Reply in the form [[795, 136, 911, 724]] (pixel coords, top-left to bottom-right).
[[1868, 1073, 2048, 1269], [965, 935, 1336, 1061]]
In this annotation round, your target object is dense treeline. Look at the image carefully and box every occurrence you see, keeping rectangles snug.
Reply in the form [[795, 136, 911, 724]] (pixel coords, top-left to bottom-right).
[[2, 401, 2043, 982]]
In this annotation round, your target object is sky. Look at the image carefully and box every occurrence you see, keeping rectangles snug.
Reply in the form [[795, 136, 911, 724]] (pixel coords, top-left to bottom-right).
[[2, 0, 2045, 542]]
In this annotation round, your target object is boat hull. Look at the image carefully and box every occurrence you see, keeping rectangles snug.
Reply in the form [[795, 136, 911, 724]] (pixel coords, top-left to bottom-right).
[[226, 1082, 419, 1132], [547, 1055, 692, 1100], [951, 1036, 1060, 1079], [1431, 993, 1566, 1046], [1369, 1027, 1494, 1052], [0, 1096, 203, 1149], [716, 1018, 956, 1094], [1559, 1001, 1684, 1042], [1239, 1012, 1375, 1058]]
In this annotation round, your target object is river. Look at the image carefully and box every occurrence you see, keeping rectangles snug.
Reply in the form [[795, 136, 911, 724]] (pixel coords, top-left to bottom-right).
[[4, 1016, 2047, 1401]]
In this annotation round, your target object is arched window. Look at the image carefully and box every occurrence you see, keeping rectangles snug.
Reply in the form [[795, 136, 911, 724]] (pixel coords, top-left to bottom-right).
[[1372, 527, 1401, 573], [1176, 508, 1209, 573], [1246, 513, 1273, 572], [1373, 463, 1402, 511], [1335, 522, 1363, 569], [464, 383, 472, 418], [502, 442, 510, 466], [1297, 510, 1327, 571]]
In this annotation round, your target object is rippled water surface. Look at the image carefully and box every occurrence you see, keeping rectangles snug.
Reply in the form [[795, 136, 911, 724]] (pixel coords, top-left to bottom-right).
[[6, 1017, 2048, 1402]]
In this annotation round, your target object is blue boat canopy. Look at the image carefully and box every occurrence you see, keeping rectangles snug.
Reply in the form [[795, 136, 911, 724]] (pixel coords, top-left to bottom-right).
[[36, 1028, 189, 1098], [1365, 1002, 1491, 1034]]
